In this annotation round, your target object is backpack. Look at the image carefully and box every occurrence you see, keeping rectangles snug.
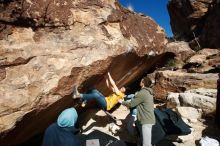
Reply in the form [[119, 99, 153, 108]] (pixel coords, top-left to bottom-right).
[[154, 108, 191, 135]]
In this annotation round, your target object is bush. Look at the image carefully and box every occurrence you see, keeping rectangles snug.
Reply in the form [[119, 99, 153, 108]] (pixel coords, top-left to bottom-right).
[[165, 58, 177, 67]]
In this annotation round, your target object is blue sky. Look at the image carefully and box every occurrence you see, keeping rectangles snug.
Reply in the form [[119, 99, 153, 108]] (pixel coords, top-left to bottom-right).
[[118, 0, 173, 37]]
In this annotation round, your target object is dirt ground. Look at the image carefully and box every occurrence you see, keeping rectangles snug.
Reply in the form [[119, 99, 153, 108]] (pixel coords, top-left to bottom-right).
[[78, 105, 220, 146], [15, 104, 220, 146]]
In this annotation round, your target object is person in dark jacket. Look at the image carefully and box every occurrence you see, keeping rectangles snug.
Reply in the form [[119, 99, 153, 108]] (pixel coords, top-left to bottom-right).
[[216, 72, 220, 127], [122, 77, 155, 146], [42, 107, 80, 146]]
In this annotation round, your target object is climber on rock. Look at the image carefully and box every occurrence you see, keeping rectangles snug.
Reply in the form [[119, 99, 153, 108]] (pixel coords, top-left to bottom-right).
[[72, 72, 127, 111]]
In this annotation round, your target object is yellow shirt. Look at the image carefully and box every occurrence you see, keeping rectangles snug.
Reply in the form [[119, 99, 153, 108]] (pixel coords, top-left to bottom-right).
[[105, 91, 125, 111]]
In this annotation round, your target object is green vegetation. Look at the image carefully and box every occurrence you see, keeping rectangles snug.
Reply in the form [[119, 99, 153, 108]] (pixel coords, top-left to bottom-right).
[[165, 58, 177, 67]]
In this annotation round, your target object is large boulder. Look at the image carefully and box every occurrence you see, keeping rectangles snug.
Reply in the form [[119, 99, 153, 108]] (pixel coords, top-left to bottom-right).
[[187, 49, 220, 64], [165, 41, 195, 70], [0, 0, 167, 145], [167, 88, 217, 114], [179, 92, 216, 114], [167, 0, 213, 41], [184, 48, 220, 73], [200, 1, 220, 48], [166, 41, 195, 62], [150, 70, 218, 100], [176, 107, 202, 123], [168, 0, 220, 49]]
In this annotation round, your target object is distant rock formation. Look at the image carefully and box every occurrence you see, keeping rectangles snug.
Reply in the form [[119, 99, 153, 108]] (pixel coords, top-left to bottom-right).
[[200, 0, 220, 48], [148, 46, 219, 101], [185, 48, 220, 73], [0, 0, 167, 145], [168, 0, 220, 49], [149, 70, 218, 101], [166, 41, 195, 62]]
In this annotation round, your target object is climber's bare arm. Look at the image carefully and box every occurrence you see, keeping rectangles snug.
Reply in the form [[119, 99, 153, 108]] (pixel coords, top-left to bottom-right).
[[107, 72, 120, 94]]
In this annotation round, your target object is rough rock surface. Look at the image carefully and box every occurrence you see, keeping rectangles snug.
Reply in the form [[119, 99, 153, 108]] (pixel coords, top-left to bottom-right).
[[164, 88, 219, 146], [149, 71, 218, 100], [167, 92, 181, 108], [168, 0, 214, 40], [176, 107, 202, 122], [0, 0, 167, 145], [166, 41, 195, 62], [187, 49, 219, 64], [161, 88, 220, 146], [168, 0, 220, 48], [167, 88, 217, 114], [184, 48, 220, 73], [179, 92, 216, 114], [185, 88, 217, 98], [164, 41, 194, 70], [200, 1, 220, 48], [170, 120, 220, 146]]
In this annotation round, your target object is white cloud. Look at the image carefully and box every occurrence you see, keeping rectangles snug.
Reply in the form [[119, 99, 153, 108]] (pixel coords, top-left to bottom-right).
[[127, 3, 134, 11]]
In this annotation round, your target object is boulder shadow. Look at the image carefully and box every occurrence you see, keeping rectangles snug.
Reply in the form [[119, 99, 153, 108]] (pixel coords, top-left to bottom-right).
[[78, 129, 137, 146]]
